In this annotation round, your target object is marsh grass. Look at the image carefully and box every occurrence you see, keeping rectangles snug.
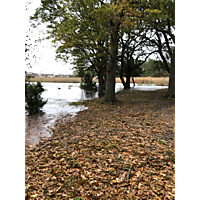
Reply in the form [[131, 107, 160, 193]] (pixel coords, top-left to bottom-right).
[[30, 77, 169, 86], [99, 77, 168, 86], [29, 77, 82, 83]]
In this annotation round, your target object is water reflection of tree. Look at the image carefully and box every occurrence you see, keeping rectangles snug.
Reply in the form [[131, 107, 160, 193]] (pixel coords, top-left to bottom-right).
[[84, 90, 96, 99], [81, 89, 97, 100]]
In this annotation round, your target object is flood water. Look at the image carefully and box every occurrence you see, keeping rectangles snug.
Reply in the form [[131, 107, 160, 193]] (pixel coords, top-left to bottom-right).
[[25, 83, 167, 147]]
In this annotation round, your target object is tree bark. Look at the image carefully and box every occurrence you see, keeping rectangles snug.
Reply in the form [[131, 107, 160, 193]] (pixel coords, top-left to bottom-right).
[[105, 60, 117, 103], [104, 26, 118, 103], [167, 49, 175, 98], [119, 74, 126, 88], [124, 60, 131, 89], [124, 75, 131, 89], [132, 76, 135, 87], [120, 59, 131, 90], [98, 68, 105, 98]]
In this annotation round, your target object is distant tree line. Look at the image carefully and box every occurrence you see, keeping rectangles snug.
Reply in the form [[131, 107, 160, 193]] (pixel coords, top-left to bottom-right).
[[140, 59, 169, 77]]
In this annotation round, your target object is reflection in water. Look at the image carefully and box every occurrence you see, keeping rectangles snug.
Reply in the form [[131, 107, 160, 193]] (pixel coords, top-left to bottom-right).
[[83, 90, 97, 99], [25, 83, 167, 147]]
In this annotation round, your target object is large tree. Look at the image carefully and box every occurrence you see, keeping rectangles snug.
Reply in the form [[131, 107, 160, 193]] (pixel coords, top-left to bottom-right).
[[104, 0, 120, 103], [30, 0, 142, 103], [54, 0, 110, 97], [140, 0, 175, 98], [31, 0, 110, 98], [102, 0, 142, 102]]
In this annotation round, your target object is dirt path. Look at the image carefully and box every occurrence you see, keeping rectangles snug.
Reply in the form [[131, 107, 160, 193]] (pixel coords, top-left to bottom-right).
[[25, 89, 175, 199]]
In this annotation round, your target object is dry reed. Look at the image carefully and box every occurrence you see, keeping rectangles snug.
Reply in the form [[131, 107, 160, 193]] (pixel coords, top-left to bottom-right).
[[115, 77, 169, 86], [29, 76, 169, 86], [29, 77, 82, 83]]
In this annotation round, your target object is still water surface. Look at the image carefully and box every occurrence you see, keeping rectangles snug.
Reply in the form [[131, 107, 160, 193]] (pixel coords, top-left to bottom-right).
[[25, 83, 167, 147]]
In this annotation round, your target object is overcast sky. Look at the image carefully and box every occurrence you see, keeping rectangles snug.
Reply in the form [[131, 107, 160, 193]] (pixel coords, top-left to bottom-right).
[[25, 0, 74, 75], [25, 0, 160, 75]]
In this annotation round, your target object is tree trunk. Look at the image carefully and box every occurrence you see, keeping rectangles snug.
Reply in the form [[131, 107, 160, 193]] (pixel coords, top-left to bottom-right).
[[105, 62, 116, 103], [167, 49, 175, 98], [104, 26, 118, 103], [98, 69, 105, 98], [132, 76, 135, 87], [120, 74, 126, 88], [119, 51, 126, 88], [124, 75, 131, 89]]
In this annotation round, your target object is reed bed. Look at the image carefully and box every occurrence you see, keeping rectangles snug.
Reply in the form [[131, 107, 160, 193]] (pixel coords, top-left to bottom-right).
[[116, 77, 169, 86], [29, 76, 169, 86], [93, 77, 168, 86], [29, 77, 82, 83]]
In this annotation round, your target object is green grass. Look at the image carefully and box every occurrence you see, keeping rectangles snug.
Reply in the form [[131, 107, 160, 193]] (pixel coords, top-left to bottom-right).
[[69, 101, 83, 106]]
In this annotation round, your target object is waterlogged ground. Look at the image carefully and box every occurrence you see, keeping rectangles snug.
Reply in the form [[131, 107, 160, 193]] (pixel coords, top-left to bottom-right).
[[25, 88, 175, 199], [25, 105, 87, 147], [25, 83, 95, 147], [25, 83, 168, 147]]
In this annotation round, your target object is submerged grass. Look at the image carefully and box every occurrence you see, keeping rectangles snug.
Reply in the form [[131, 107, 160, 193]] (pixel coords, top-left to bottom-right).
[[69, 101, 84, 106]]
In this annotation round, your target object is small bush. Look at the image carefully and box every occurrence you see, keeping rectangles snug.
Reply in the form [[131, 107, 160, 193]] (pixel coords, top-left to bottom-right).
[[25, 73, 47, 115]]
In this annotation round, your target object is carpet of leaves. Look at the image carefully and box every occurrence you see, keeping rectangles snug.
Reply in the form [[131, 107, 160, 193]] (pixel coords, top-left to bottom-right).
[[25, 89, 175, 200]]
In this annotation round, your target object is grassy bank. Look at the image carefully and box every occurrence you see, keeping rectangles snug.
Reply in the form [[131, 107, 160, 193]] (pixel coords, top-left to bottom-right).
[[25, 89, 175, 199], [29, 77, 169, 86]]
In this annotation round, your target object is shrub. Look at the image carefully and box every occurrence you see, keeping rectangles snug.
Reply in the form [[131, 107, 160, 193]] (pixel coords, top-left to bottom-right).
[[25, 72, 47, 115]]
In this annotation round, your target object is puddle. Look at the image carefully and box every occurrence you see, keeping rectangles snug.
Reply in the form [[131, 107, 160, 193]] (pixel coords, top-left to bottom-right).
[[25, 83, 167, 147]]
